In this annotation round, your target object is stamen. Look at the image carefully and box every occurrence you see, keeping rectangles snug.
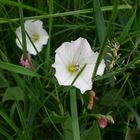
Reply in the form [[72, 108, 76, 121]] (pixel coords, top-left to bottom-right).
[[68, 64, 80, 73], [74, 64, 80, 71]]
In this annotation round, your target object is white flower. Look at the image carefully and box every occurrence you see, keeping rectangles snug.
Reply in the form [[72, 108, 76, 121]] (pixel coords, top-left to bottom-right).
[[16, 20, 49, 55], [52, 37, 105, 93]]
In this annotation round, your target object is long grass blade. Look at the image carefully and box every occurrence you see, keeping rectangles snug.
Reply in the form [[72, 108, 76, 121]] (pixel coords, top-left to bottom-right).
[[0, 61, 39, 77]]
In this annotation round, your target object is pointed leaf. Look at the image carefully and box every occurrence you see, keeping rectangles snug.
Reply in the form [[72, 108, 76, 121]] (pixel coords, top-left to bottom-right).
[[118, 10, 136, 43], [3, 86, 25, 102], [81, 122, 101, 140], [93, 0, 106, 44], [0, 61, 39, 77], [100, 89, 122, 106]]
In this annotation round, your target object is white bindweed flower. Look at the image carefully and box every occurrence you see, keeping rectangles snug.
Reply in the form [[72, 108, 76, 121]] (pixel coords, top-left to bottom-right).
[[52, 37, 105, 93], [16, 20, 49, 55]]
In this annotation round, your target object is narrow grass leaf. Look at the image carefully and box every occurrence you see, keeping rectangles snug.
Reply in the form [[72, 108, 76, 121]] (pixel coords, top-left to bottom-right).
[[0, 5, 132, 24], [93, 0, 106, 44], [0, 61, 39, 77], [0, 110, 21, 136], [15, 101, 30, 139], [70, 89, 80, 140], [45, 0, 53, 74], [118, 10, 136, 43], [0, 127, 14, 140], [0, 0, 46, 14], [92, 1, 118, 79], [122, 99, 140, 128]]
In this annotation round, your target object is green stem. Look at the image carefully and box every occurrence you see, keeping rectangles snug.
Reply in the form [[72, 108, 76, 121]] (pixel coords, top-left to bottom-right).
[[45, 0, 53, 75], [18, 0, 27, 58], [92, 0, 118, 79], [70, 89, 80, 140]]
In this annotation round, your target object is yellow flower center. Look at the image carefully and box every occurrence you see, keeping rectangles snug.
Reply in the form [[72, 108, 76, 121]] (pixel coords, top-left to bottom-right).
[[68, 64, 80, 73], [32, 34, 40, 41]]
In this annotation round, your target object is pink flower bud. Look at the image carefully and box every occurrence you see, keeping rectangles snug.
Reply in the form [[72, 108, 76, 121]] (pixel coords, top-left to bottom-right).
[[20, 53, 33, 70], [98, 116, 108, 128]]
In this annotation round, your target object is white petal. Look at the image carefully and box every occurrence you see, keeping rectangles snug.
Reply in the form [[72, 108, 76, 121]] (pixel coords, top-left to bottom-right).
[[55, 42, 73, 64], [52, 52, 74, 85], [52, 37, 106, 94], [73, 38, 92, 61], [74, 76, 92, 93], [16, 27, 23, 50], [38, 29, 49, 45], [25, 20, 43, 34], [26, 41, 43, 55], [83, 51, 105, 76], [15, 20, 48, 55], [80, 64, 94, 80], [54, 67, 74, 85], [97, 59, 106, 76]]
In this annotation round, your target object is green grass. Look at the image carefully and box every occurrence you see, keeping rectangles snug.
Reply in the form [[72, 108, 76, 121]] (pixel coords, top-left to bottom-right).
[[0, 0, 140, 140]]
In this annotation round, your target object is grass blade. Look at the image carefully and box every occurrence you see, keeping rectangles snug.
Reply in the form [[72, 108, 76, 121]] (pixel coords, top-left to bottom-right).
[[0, 61, 39, 77], [17, 0, 27, 58], [16, 101, 31, 140], [70, 89, 80, 140], [92, 1, 118, 79], [93, 0, 106, 44], [0, 110, 21, 137], [118, 10, 136, 44], [0, 0, 46, 14]]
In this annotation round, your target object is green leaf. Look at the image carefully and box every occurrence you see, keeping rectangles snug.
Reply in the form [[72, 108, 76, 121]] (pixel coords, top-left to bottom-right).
[[81, 122, 101, 140], [118, 10, 136, 43], [122, 99, 140, 129], [0, 61, 39, 77], [15, 101, 30, 139], [0, 110, 21, 137], [43, 111, 67, 124], [18, 0, 27, 59], [93, 0, 106, 44], [70, 88, 80, 140], [0, 0, 45, 14], [43, 112, 73, 140], [61, 113, 73, 140], [0, 127, 14, 140], [100, 89, 122, 106], [3, 86, 25, 102], [0, 5, 132, 24]]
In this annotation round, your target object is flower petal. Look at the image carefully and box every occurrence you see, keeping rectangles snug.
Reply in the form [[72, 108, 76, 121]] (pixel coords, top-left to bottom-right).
[[38, 29, 49, 45], [26, 41, 43, 55], [15, 20, 49, 55], [25, 20, 43, 34], [16, 27, 23, 50], [74, 76, 92, 93], [52, 37, 106, 93], [97, 59, 106, 76]]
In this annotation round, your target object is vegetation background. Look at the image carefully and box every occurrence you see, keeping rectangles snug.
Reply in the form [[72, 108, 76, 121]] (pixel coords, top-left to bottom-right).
[[0, 0, 140, 140]]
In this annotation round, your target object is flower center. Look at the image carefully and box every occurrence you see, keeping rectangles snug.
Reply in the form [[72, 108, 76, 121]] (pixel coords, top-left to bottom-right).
[[32, 34, 40, 41], [68, 64, 80, 73]]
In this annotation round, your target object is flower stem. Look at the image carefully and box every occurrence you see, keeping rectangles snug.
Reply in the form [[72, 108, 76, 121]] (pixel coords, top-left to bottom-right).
[[17, 0, 27, 59], [45, 0, 53, 75], [70, 89, 80, 140]]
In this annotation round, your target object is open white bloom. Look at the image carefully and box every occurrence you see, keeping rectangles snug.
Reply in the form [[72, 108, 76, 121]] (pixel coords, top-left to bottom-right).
[[52, 37, 105, 93], [16, 20, 49, 55]]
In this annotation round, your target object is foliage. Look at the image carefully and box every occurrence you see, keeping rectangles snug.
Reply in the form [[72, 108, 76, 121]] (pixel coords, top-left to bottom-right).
[[0, 0, 140, 140]]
